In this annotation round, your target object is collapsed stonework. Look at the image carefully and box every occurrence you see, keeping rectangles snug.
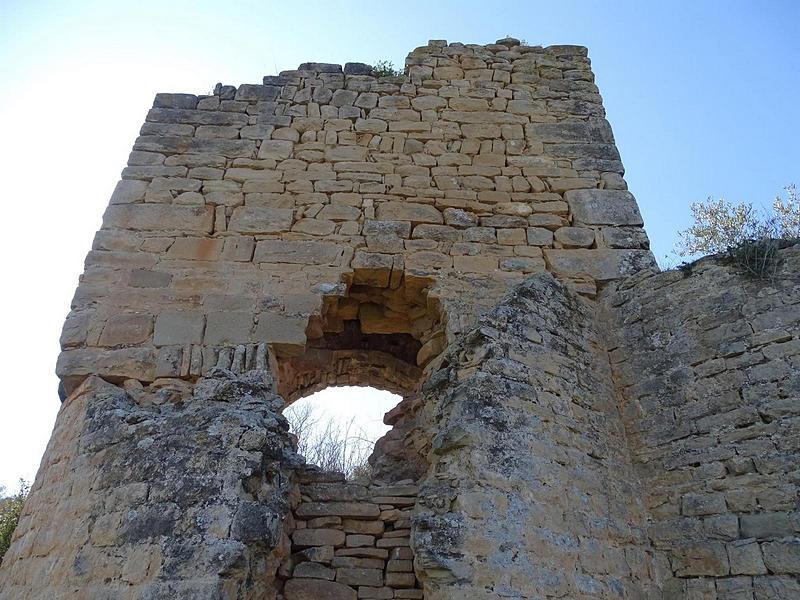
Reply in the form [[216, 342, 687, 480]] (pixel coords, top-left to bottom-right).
[[0, 37, 797, 599]]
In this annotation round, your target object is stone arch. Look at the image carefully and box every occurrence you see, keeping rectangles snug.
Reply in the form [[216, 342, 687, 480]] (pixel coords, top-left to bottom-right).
[[274, 268, 446, 404], [272, 267, 447, 483]]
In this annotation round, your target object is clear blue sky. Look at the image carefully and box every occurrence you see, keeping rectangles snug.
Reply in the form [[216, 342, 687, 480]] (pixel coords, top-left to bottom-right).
[[0, 0, 798, 489]]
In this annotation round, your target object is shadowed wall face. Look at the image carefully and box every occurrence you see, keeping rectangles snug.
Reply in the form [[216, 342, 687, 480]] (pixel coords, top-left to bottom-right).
[[605, 247, 800, 599]]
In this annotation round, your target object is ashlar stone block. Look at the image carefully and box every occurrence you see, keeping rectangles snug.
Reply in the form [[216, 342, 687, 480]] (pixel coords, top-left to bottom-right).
[[153, 310, 205, 345], [565, 189, 644, 226]]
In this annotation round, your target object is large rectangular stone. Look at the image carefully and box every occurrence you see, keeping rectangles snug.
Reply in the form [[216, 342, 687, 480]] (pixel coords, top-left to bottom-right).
[[204, 312, 254, 345], [103, 205, 214, 232], [336, 567, 382, 587], [133, 135, 256, 158], [228, 207, 293, 234], [254, 240, 343, 265], [375, 202, 442, 224], [253, 314, 307, 350], [293, 528, 346, 548], [296, 502, 381, 519], [166, 237, 224, 260], [544, 249, 656, 281], [284, 579, 356, 600], [146, 108, 248, 126], [525, 120, 614, 143], [56, 348, 156, 394], [153, 310, 205, 345], [234, 84, 281, 102], [98, 314, 153, 346], [565, 189, 644, 226]]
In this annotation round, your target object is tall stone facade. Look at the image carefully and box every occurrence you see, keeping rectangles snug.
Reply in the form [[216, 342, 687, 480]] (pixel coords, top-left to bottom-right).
[[0, 38, 797, 600]]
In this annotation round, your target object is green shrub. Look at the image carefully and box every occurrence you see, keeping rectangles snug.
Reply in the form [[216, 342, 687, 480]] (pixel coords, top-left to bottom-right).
[[372, 60, 403, 78], [676, 185, 799, 279], [0, 480, 29, 564]]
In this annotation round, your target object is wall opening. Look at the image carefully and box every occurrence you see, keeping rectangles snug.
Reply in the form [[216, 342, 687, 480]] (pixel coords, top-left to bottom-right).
[[274, 270, 446, 404], [283, 386, 401, 480]]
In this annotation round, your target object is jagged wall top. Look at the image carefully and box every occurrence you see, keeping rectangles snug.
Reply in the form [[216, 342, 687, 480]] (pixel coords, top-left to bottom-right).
[[57, 37, 655, 396]]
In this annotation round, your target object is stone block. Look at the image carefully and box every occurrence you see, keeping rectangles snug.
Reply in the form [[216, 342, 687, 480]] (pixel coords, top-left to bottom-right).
[[727, 539, 767, 575], [565, 189, 644, 226], [296, 502, 381, 519], [342, 519, 384, 535], [257, 140, 294, 160], [554, 226, 594, 248], [153, 310, 205, 345], [352, 251, 393, 287], [682, 493, 727, 516], [103, 204, 214, 232], [234, 84, 280, 102], [544, 248, 656, 281], [376, 202, 442, 224], [204, 312, 253, 345], [110, 179, 147, 204], [762, 540, 800, 573], [254, 314, 307, 351], [740, 512, 791, 539], [345, 534, 374, 547], [56, 348, 156, 393], [99, 314, 153, 346], [292, 562, 335, 580], [293, 528, 346, 548], [228, 207, 293, 234], [284, 578, 356, 600], [166, 237, 224, 260], [129, 269, 173, 288], [384, 572, 415, 587], [153, 93, 198, 109], [336, 567, 382, 587], [753, 577, 800, 599], [671, 541, 730, 577], [134, 134, 255, 157], [254, 240, 343, 265]]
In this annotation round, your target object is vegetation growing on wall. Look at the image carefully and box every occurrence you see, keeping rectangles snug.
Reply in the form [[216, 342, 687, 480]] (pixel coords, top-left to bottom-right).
[[676, 184, 799, 279], [0, 480, 28, 564], [371, 59, 403, 77]]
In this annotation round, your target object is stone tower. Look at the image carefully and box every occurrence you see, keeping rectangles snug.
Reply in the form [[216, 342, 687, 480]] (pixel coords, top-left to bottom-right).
[[1, 38, 797, 600]]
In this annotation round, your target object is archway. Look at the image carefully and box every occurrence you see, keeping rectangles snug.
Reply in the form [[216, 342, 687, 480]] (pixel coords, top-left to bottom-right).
[[273, 268, 447, 482]]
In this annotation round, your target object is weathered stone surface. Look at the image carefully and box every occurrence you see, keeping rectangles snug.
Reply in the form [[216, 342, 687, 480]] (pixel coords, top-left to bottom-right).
[[254, 240, 343, 264], [229, 206, 294, 233], [285, 578, 356, 600], [154, 310, 205, 345], [0, 372, 298, 599], [98, 314, 153, 346], [566, 189, 644, 226], [292, 528, 346, 547], [545, 248, 656, 280], [296, 502, 381, 519], [103, 204, 214, 232], [376, 202, 443, 224]]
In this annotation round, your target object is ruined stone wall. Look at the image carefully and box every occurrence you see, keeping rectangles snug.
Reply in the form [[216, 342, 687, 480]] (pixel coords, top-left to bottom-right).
[[0, 370, 301, 599], [280, 470, 422, 599], [56, 36, 653, 400], [411, 273, 660, 599], [604, 246, 800, 599]]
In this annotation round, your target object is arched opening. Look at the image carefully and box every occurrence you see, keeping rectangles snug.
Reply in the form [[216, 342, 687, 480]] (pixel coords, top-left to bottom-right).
[[274, 270, 444, 598], [273, 268, 447, 482]]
